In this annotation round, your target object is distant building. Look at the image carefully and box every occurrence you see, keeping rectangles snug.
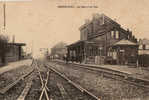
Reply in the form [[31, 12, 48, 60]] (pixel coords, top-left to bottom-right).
[[51, 42, 67, 59], [138, 38, 149, 55], [138, 38, 149, 67], [67, 13, 138, 65]]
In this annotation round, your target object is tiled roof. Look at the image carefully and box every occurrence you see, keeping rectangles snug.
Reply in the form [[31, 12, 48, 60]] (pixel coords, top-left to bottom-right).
[[79, 13, 120, 30]]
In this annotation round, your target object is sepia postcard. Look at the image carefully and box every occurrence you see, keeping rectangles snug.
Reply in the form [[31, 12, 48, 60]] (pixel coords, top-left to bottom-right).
[[0, 0, 148, 100]]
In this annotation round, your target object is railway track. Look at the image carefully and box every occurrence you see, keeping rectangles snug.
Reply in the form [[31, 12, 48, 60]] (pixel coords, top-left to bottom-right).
[[5, 59, 149, 100], [53, 61, 149, 90], [15, 59, 37, 100], [0, 59, 36, 100], [46, 64, 101, 100], [37, 67, 51, 100], [24, 60, 99, 100], [20, 59, 51, 100], [3, 59, 147, 100]]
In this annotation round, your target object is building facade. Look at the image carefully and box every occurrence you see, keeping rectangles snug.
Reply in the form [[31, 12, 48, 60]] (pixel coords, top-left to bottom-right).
[[138, 38, 149, 55], [138, 38, 149, 67], [67, 14, 138, 65]]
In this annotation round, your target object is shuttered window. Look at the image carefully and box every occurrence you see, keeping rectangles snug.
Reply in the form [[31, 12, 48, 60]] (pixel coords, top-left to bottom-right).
[[115, 31, 119, 39], [111, 31, 114, 38]]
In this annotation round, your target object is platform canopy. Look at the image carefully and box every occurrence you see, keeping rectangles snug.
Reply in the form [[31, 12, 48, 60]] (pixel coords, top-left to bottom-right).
[[113, 39, 138, 46], [8, 43, 26, 46], [67, 40, 96, 48]]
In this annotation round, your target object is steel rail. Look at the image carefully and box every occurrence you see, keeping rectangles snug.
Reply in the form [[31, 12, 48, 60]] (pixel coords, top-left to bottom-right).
[[54, 61, 149, 90], [71, 63, 149, 89], [0, 66, 35, 94], [16, 59, 37, 100], [46, 64, 101, 100], [5, 59, 36, 92], [57, 83, 71, 100], [36, 62, 50, 100], [17, 81, 33, 100], [38, 72, 50, 100]]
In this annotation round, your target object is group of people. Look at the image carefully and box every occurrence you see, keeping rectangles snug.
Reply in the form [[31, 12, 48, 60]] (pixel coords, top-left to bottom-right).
[[63, 54, 82, 64]]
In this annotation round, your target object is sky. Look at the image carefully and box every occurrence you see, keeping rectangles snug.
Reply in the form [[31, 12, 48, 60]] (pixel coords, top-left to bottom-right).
[[0, 0, 149, 57]]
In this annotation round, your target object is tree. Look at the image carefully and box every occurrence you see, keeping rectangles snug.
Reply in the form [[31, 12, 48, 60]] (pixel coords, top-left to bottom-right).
[[0, 35, 10, 64], [51, 42, 67, 59]]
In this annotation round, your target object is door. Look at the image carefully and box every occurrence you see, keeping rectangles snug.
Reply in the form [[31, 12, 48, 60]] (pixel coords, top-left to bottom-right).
[[119, 50, 125, 65]]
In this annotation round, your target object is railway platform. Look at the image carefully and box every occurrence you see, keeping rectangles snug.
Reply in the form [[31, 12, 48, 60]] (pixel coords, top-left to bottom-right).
[[53, 59, 149, 81], [0, 59, 32, 75]]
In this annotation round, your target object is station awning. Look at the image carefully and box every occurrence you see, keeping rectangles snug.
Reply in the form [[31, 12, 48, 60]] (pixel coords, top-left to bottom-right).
[[113, 39, 138, 46], [67, 40, 95, 48], [8, 43, 26, 46]]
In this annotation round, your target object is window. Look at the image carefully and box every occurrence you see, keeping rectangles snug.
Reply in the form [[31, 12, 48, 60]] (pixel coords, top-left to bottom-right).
[[139, 45, 143, 50], [111, 31, 114, 38], [108, 52, 110, 56], [143, 45, 146, 50], [115, 31, 119, 39], [108, 51, 113, 57]]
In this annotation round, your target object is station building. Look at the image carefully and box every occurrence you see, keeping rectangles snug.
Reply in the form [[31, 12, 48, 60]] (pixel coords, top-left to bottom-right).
[[67, 14, 138, 65]]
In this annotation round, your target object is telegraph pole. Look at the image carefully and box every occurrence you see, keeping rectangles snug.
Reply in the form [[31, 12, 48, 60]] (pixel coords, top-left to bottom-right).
[[1, 2, 6, 34], [3, 3, 6, 31]]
